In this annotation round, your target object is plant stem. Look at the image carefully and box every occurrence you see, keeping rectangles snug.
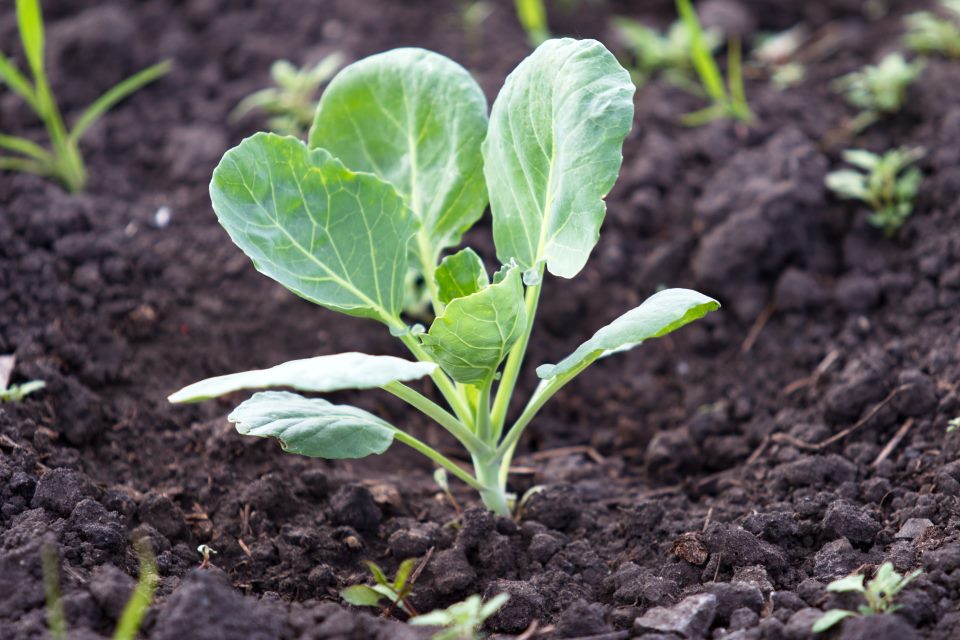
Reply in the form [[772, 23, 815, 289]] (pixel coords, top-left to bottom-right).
[[389, 429, 484, 490], [381, 381, 491, 454], [417, 233, 444, 317], [475, 379, 493, 442], [395, 327, 474, 427], [490, 266, 544, 439], [473, 453, 510, 516]]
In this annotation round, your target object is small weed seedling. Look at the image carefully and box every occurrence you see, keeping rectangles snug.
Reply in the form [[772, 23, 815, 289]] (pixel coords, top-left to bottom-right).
[[675, 0, 753, 126], [42, 539, 158, 640], [197, 544, 217, 568], [170, 39, 719, 516], [833, 53, 924, 133], [341, 556, 429, 617], [410, 594, 510, 640], [515, 0, 550, 46], [232, 54, 344, 137], [613, 15, 722, 90], [812, 562, 922, 633], [904, 0, 960, 59], [825, 147, 923, 237], [0, 0, 169, 192], [0, 355, 44, 403], [947, 416, 960, 433], [751, 26, 808, 90]]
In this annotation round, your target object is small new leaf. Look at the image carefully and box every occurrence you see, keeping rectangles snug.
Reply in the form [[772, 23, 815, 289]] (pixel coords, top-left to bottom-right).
[[229, 391, 395, 459], [435, 248, 489, 305], [168, 353, 436, 403]]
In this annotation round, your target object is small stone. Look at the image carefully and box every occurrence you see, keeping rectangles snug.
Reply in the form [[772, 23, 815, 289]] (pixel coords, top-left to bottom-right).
[[896, 518, 934, 541], [705, 581, 763, 624], [729, 607, 759, 631], [672, 532, 709, 565], [633, 593, 717, 639]]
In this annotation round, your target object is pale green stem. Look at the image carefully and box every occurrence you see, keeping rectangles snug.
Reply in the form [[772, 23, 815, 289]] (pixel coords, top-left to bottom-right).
[[381, 381, 491, 455], [473, 453, 511, 516], [490, 266, 544, 439], [417, 233, 444, 317], [475, 379, 493, 442], [390, 428, 483, 490]]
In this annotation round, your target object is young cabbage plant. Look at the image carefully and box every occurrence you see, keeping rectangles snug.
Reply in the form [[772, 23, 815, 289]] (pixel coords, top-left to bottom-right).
[[904, 0, 960, 59], [232, 53, 344, 137], [0, 0, 169, 192], [410, 593, 509, 640], [812, 562, 922, 633], [833, 53, 925, 133], [675, 0, 753, 126], [825, 147, 923, 237], [169, 39, 720, 517], [612, 15, 723, 90]]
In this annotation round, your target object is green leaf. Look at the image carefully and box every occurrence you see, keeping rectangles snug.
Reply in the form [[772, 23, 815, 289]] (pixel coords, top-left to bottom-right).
[[0, 53, 38, 109], [482, 38, 634, 279], [168, 353, 437, 403], [69, 60, 171, 143], [16, 0, 45, 79], [341, 585, 386, 607], [812, 609, 856, 633], [210, 133, 417, 322], [434, 248, 489, 305], [229, 391, 395, 459], [677, 0, 725, 102], [843, 149, 880, 171], [827, 574, 866, 593], [537, 288, 719, 380], [365, 561, 390, 587], [480, 593, 510, 619], [421, 267, 527, 385], [309, 48, 489, 262], [392, 558, 417, 592]]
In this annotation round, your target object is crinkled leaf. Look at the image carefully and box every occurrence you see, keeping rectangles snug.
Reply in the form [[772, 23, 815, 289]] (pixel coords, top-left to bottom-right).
[[229, 391, 394, 459], [537, 288, 719, 380], [210, 133, 416, 322], [435, 248, 489, 305], [421, 267, 526, 384], [309, 48, 488, 259], [482, 38, 634, 278], [341, 585, 386, 607], [812, 609, 855, 633], [168, 353, 436, 403]]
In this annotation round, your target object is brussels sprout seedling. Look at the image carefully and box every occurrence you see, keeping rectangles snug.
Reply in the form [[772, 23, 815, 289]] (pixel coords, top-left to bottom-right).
[[904, 0, 960, 59], [411, 593, 509, 640], [812, 562, 922, 633], [0, 0, 169, 191], [232, 53, 344, 137], [170, 39, 719, 516], [825, 147, 923, 237], [833, 53, 924, 133]]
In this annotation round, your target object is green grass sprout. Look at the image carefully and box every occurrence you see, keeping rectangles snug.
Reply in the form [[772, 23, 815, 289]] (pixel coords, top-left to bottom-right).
[[813, 562, 922, 633]]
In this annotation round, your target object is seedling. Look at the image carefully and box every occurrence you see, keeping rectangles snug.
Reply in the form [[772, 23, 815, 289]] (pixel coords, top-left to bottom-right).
[[825, 147, 923, 237], [947, 416, 960, 433], [169, 39, 719, 517], [410, 593, 510, 640], [434, 468, 463, 515], [812, 562, 922, 633], [232, 54, 343, 137], [751, 26, 808, 90], [0, 0, 169, 192], [833, 53, 924, 133], [613, 15, 722, 90], [0, 355, 44, 403], [675, 0, 753, 126], [341, 557, 427, 616], [454, 1, 495, 57], [42, 539, 158, 640], [197, 544, 217, 568], [515, 0, 550, 46], [904, 0, 960, 59]]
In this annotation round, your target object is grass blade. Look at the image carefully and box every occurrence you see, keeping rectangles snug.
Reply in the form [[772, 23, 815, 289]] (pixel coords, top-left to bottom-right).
[[0, 154, 50, 175], [15, 0, 45, 79], [726, 37, 752, 121], [0, 52, 38, 109], [0, 133, 52, 162], [676, 0, 725, 102], [69, 60, 171, 143], [41, 543, 68, 640], [112, 539, 158, 640]]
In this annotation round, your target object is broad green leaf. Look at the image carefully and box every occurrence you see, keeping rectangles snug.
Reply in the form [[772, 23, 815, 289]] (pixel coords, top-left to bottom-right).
[[827, 574, 865, 593], [811, 609, 855, 633], [482, 38, 634, 279], [309, 48, 489, 262], [421, 267, 526, 385], [16, 0, 45, 79], [341, 585, 385, 607], [168, 353, 437, 403], [210, 133, 417, 322], [537, 288, 719, 380], [842, 149, 880, 171], [435, 248, 489, 305], [229, 391, 394, 459]]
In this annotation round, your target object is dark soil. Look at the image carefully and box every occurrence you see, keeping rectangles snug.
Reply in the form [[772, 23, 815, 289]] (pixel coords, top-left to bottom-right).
[[3, 0, 960, 638]]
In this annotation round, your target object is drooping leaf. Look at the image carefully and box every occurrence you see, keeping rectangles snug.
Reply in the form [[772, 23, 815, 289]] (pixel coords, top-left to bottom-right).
[[341, 585, 386, 607], [210, 133, 417, 322], [482, 38, 634, 279], [811, 609, 856, 633], [434, 248, 489, 305], [421, 267, 526, 385], [537, 288, 719, 380], [168, 353, 437, 403], [309, 48, 489, 262], [229, 391, 395, 459]]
